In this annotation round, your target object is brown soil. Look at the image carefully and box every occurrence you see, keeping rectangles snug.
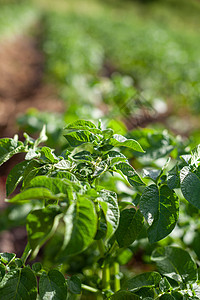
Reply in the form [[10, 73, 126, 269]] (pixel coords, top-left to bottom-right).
[[0, 34, 65, 255], [0, 35, 65, 138]]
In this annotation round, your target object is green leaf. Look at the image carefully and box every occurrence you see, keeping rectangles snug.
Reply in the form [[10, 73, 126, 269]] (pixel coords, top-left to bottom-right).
[[64, 130, 99, 147], [8, 187, 59, 203], [159, 277, 171, 293], [0, 138, 24, 166], [22, 160, 44, 188], [28, 176, 72, 198], [6, 161, 29, 196], [115, 208, 144, 248], [40, 147, 59, 163], [73, 150, 92, 162], [140, 185, 179, 243], [170, 291, 183, 299], [98, 190, 119, 241], [0, 253, 16, 264], [115, 162, 145, 186], [65, 120, 101, 134], [39, 270, 67, 300], [61, 197, 97, 256], [0, 267, 37, 300], [122, 271, 161, 291], [54, 160, 71, 170], [167, 165, 180, 190], [107, 150, 127, 166], [110, 291, 140, 299], [32, 263, 42, 273], [65, 120, 97, 131], [159, 294, 175, 300], [26, 207, 62, 258], [67, 275, 81, 294], [180, 167, 200, 209], [102, 129, 114, 139], [109, 134, 144, 152], [151, 246, 197, 283]]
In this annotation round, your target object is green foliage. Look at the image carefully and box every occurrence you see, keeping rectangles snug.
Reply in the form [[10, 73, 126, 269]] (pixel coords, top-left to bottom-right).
[[1, 122, 200, 298]]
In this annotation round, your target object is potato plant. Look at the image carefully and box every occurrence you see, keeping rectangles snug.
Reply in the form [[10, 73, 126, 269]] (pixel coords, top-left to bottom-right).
[[0, 120, 200, 299]]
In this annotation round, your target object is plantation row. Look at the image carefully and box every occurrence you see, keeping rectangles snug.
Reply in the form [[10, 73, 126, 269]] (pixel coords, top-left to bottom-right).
[[1, 0, 200, 299], [0, 119, 200, 299]]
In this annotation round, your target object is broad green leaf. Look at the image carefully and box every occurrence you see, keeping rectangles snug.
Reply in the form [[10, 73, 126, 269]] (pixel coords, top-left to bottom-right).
[[110, 134, 144, 152], [180, 167, 200, 209], [0, 267, 37, 300], [32, 262, 42, 273], [170, 291, 183, 299], [22, 160, 44, 188], [54, 160, 71, 170], [98, 190, 119, 241], [64, 119, 102, 134], [53, 171, 77, 182], [28, 176, 72, 197], [39, 270, 67, 300], [152, 246, 197, 283], [15, 259, 22, 268], [122, 271, 161, 291], [135, 287, 155, 298], [0, 138, 24, 166], [6, 161, 29, 196], [67, 275, 81, 294], [167, 165, 180, 190], [0, 253, 16, 264], [110, 291, 140, 299], [73, 150, 92, 162], [64, 120, 98, 132], [102, 129, 114, 139], [61, 197, 97, 256], [41, 147, 58, 163], [8, 187, 59, 203], [159, 295, 175, 300], [159, 277, 171, 293], [107, 150, 127, 166], [64, 130, 99, 147], [26, 207, 62, 258], [115, 162, 145, 186], [140, 185, 179, 243], [115, 208, 144, 248]]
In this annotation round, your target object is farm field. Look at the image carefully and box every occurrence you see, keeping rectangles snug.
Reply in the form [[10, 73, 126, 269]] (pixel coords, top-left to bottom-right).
[[1, 0, 200, 299]]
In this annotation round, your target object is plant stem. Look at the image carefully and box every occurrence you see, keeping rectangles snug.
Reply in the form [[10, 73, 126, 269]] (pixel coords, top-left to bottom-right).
[[102, 263, 111, 290], [21, 242, 32, 265], [97, 239, 105, 257], [109, 241, 118, 256], [113, 262, 120, 292], [81, 284, 99, 293]]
